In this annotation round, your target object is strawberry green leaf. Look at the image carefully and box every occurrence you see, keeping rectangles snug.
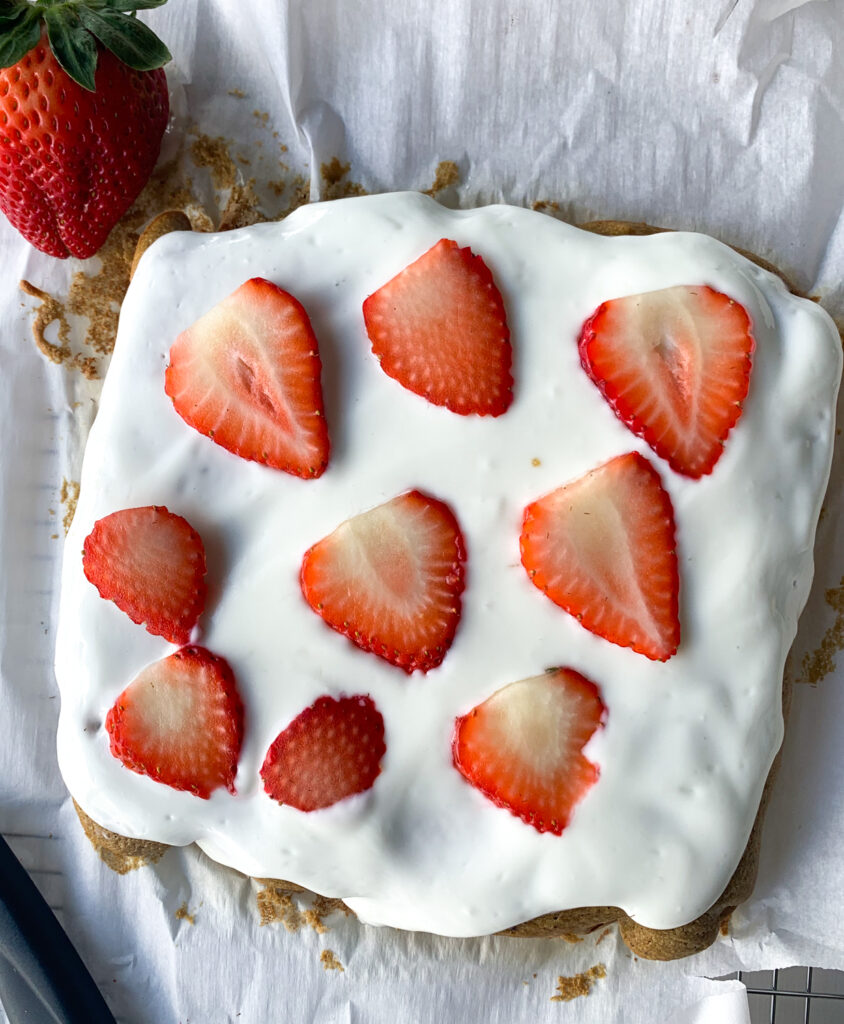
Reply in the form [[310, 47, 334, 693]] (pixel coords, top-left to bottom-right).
[[106, 1, 170, 10], [76, 6, 170, 69], [0, 8, 41, 69], [44, 7, 98, 91], [0, 2, 28, 25]]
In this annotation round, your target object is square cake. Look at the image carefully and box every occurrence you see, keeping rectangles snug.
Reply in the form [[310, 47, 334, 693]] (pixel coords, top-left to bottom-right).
[[55, 191, 841, 955]]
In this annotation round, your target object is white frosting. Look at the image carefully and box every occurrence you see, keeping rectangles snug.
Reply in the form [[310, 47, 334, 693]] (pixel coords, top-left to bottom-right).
[[54, 192, 841, 936]]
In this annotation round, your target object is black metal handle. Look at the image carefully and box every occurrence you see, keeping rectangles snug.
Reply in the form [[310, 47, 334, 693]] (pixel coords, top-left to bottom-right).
[[0, 833, 116, 1024]]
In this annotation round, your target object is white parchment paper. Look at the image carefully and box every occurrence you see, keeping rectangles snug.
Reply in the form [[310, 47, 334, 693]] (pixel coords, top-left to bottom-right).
[[1, 1, 843, 1021]]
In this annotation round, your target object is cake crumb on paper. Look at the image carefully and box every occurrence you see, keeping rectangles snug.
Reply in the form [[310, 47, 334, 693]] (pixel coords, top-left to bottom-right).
[[191, 134, 238, 191], [257, 883, 354, 933], [560, 932, 583, 944], [228, 88, 247, 98], [257, 887, 303, 932], [424, 160, 460, 196], [550, 963, 606, 1002], [18, 280, 72, 365], [175, 902, 196, 925], [798, 577, 844, 685], [320, 949, 345, 972], [595, 926, 612, 945], [533, 199, 560, 214], [60, 479, 80, 535], [320, 158, 367, 201]]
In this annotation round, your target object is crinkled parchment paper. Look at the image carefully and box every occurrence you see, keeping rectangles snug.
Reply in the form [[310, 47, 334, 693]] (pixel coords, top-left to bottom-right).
[[1, 1, 843, 1021]]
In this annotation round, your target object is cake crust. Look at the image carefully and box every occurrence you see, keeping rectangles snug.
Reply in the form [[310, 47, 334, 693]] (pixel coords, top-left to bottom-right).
[[69, 210, 801, 961]]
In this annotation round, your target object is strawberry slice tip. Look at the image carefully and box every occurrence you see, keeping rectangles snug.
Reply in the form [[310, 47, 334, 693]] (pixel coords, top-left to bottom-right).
[[300, 490, 466, 674], [261, 694, 386, 812], [363, 238, 513, 416], [82, 505, 207, 646], [453, 668, 606, 835], [165, 278, 330, 478], [520, 452, 680, 661], [579, 284, 754, 478], [105, 646, 244, 799]]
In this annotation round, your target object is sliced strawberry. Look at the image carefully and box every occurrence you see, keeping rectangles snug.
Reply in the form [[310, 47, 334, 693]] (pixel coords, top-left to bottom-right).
[[453, 668, 606, 835], [363, 238, 513, 416], [83, 506, 206, 646], [520, 452, 680, 661], [105, 646, 244, 799], [261, 694, 386, 812], [579, 285, 754, 478], [165, 278, 330, 478], [300, 490, 466, 673]]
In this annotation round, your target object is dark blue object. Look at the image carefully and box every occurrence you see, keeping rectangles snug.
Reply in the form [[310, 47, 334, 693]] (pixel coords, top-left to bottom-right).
[[0, 833, 116, 1024]]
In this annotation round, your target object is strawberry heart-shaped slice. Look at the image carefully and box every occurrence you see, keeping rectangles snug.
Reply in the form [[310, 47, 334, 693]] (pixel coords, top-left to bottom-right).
[[579, 284, 754, 478], [453, 668, 606, 835]]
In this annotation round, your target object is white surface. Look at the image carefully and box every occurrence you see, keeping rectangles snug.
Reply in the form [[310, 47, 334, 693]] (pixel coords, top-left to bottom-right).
[[1, 0, 844, 1022], [55, 193, 839, 940]]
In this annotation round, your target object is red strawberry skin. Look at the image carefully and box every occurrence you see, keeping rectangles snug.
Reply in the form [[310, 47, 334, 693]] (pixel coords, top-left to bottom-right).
[[261, 694, 386, 812], [300, 490, 466, 673], [520, 452, 680, 661], [165, 278, 330, 479], [363, 238, 513, 416], [0, 36, 168, 259], [579, 285, 754, 478], [453, 668, 606, 835], [105, 646, 244, 799], [83, 506, 206, 646]]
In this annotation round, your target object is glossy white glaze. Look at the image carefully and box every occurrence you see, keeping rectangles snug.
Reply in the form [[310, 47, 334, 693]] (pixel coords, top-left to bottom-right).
[[55, 192, 841, 936]]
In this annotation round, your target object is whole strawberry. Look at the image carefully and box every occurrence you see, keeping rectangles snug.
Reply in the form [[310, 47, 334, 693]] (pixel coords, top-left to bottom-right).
[[0, 0, 171, 258]]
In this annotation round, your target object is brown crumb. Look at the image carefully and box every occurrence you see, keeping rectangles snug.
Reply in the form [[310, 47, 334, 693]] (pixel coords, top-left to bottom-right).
[[253, 109, 270, 125], [424, 160, 460, 196], [228, 88, 247, 99], [320, 157, 367, 201], [595, 927, 612, 946], [256, 887, 303, 932], [219, 181, 264, 231], [60, 479, 80, 535], [304, 896, 354, 933], [175, 901, 196, 925], [798, 577, 844, 684], [559, 932, 583, 944], [320, 949, 345, 972], [256, 885, 354, 933], [321, 157, 350, 186], [531, 457, 541, 467], [533, 199, 560, 214], [550, 963, 606, 1002], [279, 175, 311, 219], [267, 180, 286, 197], [719, 910, 733, 936], [190, 135, 238, 191], [19, 280, 72, 365]]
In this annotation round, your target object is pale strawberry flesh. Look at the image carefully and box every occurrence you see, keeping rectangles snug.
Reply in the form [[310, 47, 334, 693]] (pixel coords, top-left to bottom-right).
[[363, 238, 513, 416], [453, 668, 606, 835], [520, 452, 680, 661], [165, 278, 330, 478], [579, 285, 754, 478], [261, 694, 386, 812], [300, 490, 466, 673], [83, 505, 206, 645], [105, 646, 244, 799]]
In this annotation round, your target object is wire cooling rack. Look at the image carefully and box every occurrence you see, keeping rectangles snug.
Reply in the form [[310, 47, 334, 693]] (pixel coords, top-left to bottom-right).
[[723, 968, 844, 1023]]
